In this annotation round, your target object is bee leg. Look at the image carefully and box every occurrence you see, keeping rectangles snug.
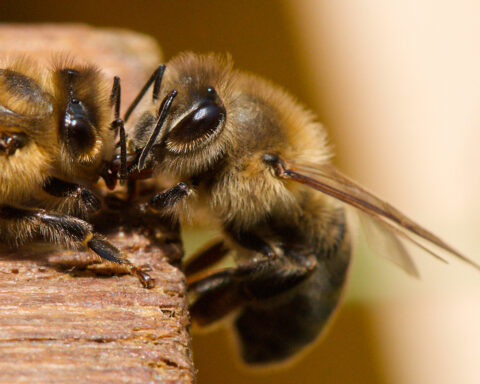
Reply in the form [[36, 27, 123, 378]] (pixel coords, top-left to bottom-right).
[[184, 239, 230, 276], [188, 269, 243, 326], [42, 177, 101, 219], [148, 182, 191, 212], [34, 210, 154, 287], [86, 236, 155, 289], [0, 205, 154, 288], [0, 204, 116, 259], [224, 224, 276, 258], [188, 253, 317, 326]]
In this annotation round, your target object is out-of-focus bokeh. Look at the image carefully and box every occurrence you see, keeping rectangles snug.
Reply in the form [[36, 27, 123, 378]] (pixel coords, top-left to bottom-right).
[[2, 1, 479, 383]]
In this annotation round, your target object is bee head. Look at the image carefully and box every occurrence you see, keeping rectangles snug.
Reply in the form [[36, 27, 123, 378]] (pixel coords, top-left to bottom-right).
[[53, 65, 111, 169], [132, 53, 236, 177]]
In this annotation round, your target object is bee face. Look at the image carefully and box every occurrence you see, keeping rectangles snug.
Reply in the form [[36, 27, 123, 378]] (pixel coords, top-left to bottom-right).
[[52, 65, 112, 171], [0, 57, 117, 200], [0, 68, 52, 114], [130, 53, 240, 178]]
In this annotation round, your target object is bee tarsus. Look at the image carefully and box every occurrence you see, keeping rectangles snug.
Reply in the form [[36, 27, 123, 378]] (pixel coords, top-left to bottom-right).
[[149, 181, 191, 212], [0, 204, 120, 265]]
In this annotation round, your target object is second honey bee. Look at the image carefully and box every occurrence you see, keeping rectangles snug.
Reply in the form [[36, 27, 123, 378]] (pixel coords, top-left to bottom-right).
[[0, 56, 152, 287], [122, 52, 479, 364]]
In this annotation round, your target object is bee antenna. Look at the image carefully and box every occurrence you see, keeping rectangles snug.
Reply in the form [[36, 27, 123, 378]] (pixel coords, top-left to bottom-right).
[[152, 65, 165, 101], [137, 89, 177, 170], [123, 64, 166, 123], [118, 121, 127, 183], [109, 76, 127, 183], [64, 69, 78, 100], [110, 76, 121, 114]]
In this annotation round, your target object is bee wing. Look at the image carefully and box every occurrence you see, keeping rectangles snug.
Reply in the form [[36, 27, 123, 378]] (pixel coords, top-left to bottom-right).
[[273, 159, 480, 271], [355, 209, 420, 277], [0, 105, 35, 130], [0, 69, 53, 132]]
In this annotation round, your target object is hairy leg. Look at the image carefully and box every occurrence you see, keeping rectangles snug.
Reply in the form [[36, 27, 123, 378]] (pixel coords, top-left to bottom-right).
[[0, 204, 154, 288]]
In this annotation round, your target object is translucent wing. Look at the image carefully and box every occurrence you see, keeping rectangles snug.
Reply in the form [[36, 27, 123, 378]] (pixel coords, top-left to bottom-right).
[[0, 70, 53, 132], [356, 209, 420, 277], [269, 156, 480, 272]]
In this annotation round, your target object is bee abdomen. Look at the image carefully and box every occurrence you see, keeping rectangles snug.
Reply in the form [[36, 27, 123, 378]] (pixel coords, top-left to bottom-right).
[[233, 224, 352, 364]]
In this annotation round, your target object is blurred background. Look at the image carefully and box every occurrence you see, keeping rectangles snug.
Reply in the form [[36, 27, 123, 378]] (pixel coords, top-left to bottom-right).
[[2, 1, 479, 383]]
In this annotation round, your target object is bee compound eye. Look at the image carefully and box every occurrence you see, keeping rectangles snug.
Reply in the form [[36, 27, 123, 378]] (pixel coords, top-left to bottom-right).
[[67, 118, 96, 154], [169, 100, 225, 145]]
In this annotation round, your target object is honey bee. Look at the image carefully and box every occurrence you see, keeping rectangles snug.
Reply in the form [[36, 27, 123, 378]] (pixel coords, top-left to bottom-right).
[[123, 52, 479, 364], [0, 56, 152, 288]]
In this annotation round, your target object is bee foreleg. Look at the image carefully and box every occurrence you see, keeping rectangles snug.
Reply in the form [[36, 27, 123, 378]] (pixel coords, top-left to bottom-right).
[[87, 236, 155, 289], [149, 182, 191, 212], [188, 253, 317, 326], [42, 177, 101, 219]]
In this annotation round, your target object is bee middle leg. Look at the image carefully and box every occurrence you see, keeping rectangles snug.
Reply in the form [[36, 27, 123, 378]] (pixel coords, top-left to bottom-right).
[[42, 177, 101, 219], [187, 252, 317, 326]]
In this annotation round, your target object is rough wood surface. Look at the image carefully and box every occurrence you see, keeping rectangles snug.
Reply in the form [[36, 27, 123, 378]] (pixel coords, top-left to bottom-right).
[[0, 24, 195, 383]]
